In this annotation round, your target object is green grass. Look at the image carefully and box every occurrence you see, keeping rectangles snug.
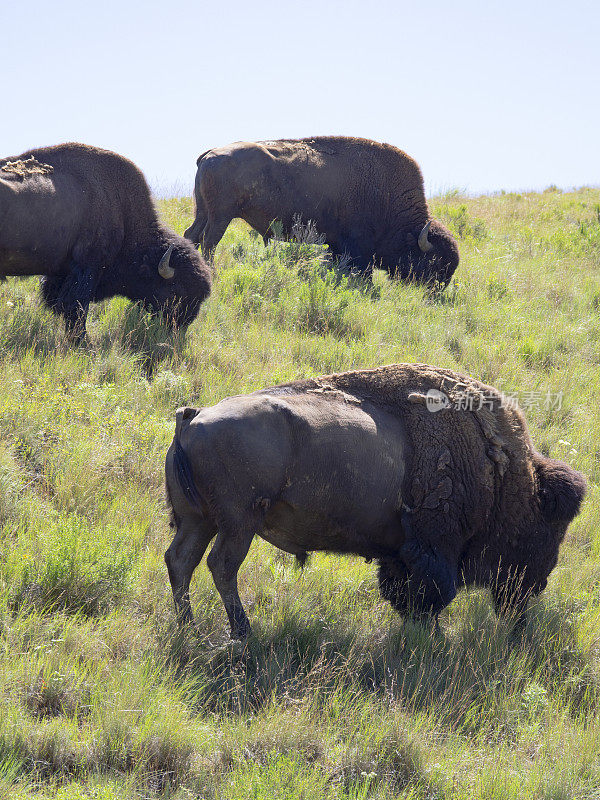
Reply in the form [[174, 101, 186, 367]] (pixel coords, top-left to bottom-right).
[[0, 186, 599, 798]]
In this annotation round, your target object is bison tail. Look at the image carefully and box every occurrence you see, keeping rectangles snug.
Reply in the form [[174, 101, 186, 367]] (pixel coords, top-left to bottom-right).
[[535, 455, 587, 523], [172, 408, 204, 510], [173, 438, 204, 509], [196, 149, 213, 166]]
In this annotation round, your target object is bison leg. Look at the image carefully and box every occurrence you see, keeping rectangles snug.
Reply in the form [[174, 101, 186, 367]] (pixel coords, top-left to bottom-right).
[[333, 234, 375, 278], [378, 558, 415, 616], [40, 264, 99, 343], [399, 539, 457, 614], [40, 273, 65, 311], [206, 522, 254, 640], [165, 514, 216, 624], [378, 555, 453, 622], [62, 304, 89, 344], [200, 216, 231, 262], [394, 509, 458, 615], [184, 203, 209, 248], [40, 275, 85, 343]]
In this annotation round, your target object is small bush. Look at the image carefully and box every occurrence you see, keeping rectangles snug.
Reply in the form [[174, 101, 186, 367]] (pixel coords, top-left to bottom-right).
[[437, 203, 489, 240], [330, 727, 427, 793], [7, 514, 137, 615], [295, 272, 356, 338], [0, 445, 23, 524], [486, 273, 511, 300]]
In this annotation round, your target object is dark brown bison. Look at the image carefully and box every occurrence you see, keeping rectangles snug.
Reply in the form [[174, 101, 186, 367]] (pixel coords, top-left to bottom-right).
[[184, 136, 459, 285], [0, 143, 211, 341], [164, 364, 586, 639]]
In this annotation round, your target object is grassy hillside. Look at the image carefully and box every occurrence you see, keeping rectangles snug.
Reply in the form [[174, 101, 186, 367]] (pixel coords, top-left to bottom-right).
[[0, 187, 599, 799]]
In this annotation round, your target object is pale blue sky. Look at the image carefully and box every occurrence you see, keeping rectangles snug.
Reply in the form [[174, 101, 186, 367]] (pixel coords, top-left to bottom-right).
[[2, 0, 598, 196]]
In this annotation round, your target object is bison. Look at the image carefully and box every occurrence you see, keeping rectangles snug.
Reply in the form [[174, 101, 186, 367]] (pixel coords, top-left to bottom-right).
[[164, 364, 586, 639], [0, 143, 211, 341], [184, 136, 460, 286]]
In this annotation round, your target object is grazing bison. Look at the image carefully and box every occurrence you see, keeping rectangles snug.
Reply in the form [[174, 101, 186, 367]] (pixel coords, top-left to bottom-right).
[[184, 136, 459, 285], [164, 364, 586, 639], [0, 143, 211, 341]]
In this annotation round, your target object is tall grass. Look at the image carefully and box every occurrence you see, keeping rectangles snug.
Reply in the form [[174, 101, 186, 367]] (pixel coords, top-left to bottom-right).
[[0, 186, 599, 797]]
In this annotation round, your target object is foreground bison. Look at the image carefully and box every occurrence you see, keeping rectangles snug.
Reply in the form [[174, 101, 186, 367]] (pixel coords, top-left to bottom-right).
[[0, 143, 211, 341], [184, 136, 460, 285], [164, 365, 586, 639]]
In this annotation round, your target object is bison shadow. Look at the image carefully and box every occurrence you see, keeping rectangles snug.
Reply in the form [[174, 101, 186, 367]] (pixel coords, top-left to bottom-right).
[[241, 235, 383, 301], [0, 288, 188, 378], [157, 588, 594, 727], [92, 300, 189, 378]]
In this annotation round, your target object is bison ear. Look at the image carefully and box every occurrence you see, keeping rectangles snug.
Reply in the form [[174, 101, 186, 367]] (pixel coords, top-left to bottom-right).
[[536, 457, 587, 523]]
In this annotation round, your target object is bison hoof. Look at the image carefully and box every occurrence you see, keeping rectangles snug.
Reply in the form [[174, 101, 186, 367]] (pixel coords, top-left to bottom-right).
[[231, 624, 251, 641], [406, 610, 441, 633]]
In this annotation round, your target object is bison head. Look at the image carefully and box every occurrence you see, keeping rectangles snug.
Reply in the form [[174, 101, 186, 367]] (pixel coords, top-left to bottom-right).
[[405, 219, 460, 287], [528, 455, 587, 582], [479, 454, 586, 617], [380, 453, 586, 623], [135, 237, 211, 328]]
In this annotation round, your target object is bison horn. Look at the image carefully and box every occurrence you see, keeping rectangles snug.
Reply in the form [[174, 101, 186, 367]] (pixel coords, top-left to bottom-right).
[[418, 220, 434, 254], [158, 245, 175, 280]]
